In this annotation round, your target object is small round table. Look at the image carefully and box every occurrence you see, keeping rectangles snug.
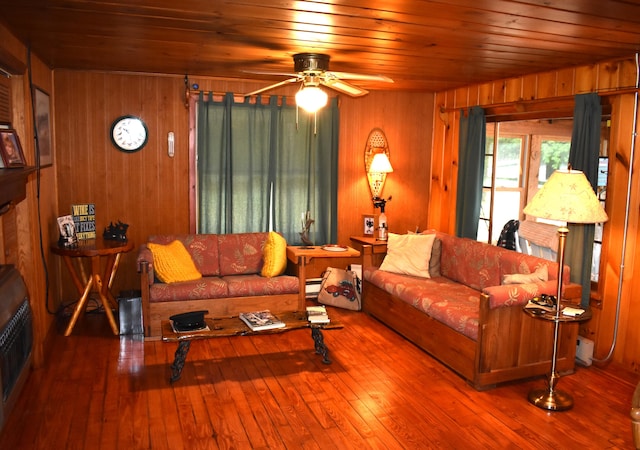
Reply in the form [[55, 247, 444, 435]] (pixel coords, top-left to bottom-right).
[[524, 303, 592, 411], [51, 239, 134, 336]]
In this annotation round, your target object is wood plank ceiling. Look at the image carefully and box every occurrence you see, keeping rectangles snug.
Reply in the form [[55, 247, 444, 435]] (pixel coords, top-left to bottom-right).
[[1, 0, 640, 93]]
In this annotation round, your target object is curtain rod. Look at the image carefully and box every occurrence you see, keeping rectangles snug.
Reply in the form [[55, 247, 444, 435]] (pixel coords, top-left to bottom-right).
[[439, 85, 640, 114], [188, 90, 297, 106]]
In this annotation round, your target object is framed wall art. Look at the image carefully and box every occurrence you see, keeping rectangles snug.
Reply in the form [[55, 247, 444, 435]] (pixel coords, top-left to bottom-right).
[[34, 87, 52, 167], [0, 129, 26, 167], [362, 214, 378, 236]]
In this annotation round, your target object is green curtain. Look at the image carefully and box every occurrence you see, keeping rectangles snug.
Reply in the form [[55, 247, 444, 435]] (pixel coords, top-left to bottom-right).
[[196, 92, 339, 244], [456, 106, 486, 239], [567, 93, 602, 307]]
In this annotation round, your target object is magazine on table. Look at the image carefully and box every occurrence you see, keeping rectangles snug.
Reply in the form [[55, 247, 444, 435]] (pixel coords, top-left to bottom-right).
[[239, 310, 286, 331]]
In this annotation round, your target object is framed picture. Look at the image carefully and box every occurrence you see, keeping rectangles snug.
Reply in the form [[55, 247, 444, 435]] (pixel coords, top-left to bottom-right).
[[34, 87, 52, 167], [363, 214, 378, 236], [0, 129, 26, 168]]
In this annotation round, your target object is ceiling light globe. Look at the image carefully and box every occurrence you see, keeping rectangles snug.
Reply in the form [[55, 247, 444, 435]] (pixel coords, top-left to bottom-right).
[[296, 86, 328, 113]]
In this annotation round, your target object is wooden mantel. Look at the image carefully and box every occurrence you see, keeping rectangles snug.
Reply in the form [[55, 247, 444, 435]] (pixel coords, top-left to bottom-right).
[[0, 167, 35, 213]]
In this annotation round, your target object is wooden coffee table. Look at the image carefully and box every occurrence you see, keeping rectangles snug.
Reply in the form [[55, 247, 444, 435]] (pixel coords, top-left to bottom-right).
[[161, 310, 342, 382]]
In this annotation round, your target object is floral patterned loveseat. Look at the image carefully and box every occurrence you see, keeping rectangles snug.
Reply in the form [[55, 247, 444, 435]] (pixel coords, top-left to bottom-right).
[[137, 232, 301, 338], [362, 231, 581, 390]]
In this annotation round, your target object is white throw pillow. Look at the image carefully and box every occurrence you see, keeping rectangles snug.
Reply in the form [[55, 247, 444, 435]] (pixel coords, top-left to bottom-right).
[[379, 233, 436, 278], [502, 265, 549, 285]]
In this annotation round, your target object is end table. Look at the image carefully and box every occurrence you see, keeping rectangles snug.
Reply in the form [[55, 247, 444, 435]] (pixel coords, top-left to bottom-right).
[[524, 303, 592, 410], [51, 239, 134, 336], [286, 245, 360, 304]]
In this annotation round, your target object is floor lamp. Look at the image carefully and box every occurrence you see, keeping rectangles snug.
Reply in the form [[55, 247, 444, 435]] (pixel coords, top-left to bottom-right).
[[522, 168, 608, 411]]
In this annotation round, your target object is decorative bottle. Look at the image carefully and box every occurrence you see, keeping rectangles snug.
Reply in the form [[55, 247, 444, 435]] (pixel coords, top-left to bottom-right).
[[378, 210, 388, 241]]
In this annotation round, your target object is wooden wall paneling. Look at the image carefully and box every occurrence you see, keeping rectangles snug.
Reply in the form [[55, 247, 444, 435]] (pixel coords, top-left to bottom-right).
[[536, 71, 557, 99], [596, 93, 640, 366], [336, 91, 434, 244], [494, 80, 507, 105], [596, 58, 638, 91], [0, 24, 27, 74], [336, 94, 369, 245], [0, 43, 57, 369], [388, 91, 434, 234], [596, 94, 625, 356], [478, 82, 493, 106], [466, 85, 480, 108], [428, 90, 458, 234], [504, 77, 523, 103], [521, 73, 538, 101], [617, 94, 640, 370], [575, 64, 598, 93], [428, 92, 448, 231], [444, 109, 460, 235], [453, 87, 469, 109], [556, 67, 576, 97], [618, 58, 639, 89], [1, 209, 19, 265]]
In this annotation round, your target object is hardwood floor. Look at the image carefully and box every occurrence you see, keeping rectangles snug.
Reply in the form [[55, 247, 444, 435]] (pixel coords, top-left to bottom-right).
[[0, 305, 636, 449]]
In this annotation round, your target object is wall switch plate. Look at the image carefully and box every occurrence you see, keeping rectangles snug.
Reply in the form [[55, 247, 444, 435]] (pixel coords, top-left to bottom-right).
[[168, 131, 175, 157]]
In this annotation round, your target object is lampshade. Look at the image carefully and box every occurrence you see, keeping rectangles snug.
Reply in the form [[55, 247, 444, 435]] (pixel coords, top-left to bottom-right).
[[523, 169, 608, 224], [295, 86, 328, 113], [368, 152, 394, 173]]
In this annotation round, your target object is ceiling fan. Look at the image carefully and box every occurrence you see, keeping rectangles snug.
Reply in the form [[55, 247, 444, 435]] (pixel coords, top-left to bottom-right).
[[243, 53, 394, 112]]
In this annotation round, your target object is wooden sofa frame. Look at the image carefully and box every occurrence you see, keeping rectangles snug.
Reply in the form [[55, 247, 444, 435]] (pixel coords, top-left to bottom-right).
[[138, 260, 303, 339], [361, 245, 579, 390]]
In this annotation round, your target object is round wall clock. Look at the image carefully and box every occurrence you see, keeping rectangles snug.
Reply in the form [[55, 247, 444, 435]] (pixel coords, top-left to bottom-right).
[[110, 115, 148, 152]]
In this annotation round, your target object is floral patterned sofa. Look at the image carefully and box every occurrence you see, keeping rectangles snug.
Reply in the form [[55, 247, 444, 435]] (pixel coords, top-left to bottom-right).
[[137, 232, 302, 338], [362, 231, 581, 390]]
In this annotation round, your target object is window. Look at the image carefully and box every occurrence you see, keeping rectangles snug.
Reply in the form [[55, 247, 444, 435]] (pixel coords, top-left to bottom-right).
[[478, 123, 527, 245], [477, 118, 609, 283], [190, 93, 339, 243]]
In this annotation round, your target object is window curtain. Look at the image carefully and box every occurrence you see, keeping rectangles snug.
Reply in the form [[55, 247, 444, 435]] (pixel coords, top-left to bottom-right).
[[196, 92, 339, 244], [456, 106, 486, 238], [567, 93, 601, 307]]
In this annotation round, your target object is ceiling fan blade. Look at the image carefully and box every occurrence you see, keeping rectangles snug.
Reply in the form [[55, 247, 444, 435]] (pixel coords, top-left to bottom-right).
[[243, 78, 300, 97], [321, 79, 368, 97], [243, 70, 299, 77], [328, 71, 394, 83]]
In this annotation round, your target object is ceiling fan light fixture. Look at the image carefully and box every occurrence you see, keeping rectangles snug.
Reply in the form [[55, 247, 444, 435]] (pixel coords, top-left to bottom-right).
[[295, 86, 328, 113]]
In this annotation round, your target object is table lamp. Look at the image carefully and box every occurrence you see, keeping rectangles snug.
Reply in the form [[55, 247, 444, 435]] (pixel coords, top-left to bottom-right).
[[523, 168, 608, 410]]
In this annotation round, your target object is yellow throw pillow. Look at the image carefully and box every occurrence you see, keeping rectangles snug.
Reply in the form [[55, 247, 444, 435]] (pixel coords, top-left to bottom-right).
[[261, 232, 287, 277], [148, 240, 202, 283]]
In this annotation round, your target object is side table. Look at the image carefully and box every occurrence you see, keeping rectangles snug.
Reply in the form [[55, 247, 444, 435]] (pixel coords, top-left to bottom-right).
[[51, 239, 134, 336], [523, 303, 592, 410], [350, 236, 387, 267], [286, 245, 360, 304]]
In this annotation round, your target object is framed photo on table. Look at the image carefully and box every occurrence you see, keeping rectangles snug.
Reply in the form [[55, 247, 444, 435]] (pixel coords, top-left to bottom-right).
[[362, 214, 378, 236], [33, 87, 52, 167], [0, 129, 26, 168]]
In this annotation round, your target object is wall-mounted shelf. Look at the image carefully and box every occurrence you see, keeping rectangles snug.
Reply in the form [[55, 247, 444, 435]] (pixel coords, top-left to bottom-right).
[[0, 167, 35, 214]]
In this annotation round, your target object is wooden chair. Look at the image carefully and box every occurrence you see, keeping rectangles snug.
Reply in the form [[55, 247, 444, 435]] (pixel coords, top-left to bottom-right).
[[632, 380, 640, 449]]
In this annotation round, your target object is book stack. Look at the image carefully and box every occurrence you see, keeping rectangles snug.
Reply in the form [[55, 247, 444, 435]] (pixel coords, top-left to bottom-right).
[[307, 305, 330, 324], [239, 310, 286, 331], [305, 278, 323, 299]]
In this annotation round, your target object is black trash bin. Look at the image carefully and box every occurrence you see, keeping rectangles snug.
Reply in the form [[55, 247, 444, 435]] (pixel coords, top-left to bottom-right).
[[118, 290, 143, 335]]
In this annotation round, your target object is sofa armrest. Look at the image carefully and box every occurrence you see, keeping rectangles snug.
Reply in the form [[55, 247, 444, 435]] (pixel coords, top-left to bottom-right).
[[137, 244, 155, 286], [361, 244, 375, 269], [482, 280, 560, 309]]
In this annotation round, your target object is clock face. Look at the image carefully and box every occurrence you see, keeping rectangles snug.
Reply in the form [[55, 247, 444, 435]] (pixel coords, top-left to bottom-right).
[[110, 115, 148, 152]]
